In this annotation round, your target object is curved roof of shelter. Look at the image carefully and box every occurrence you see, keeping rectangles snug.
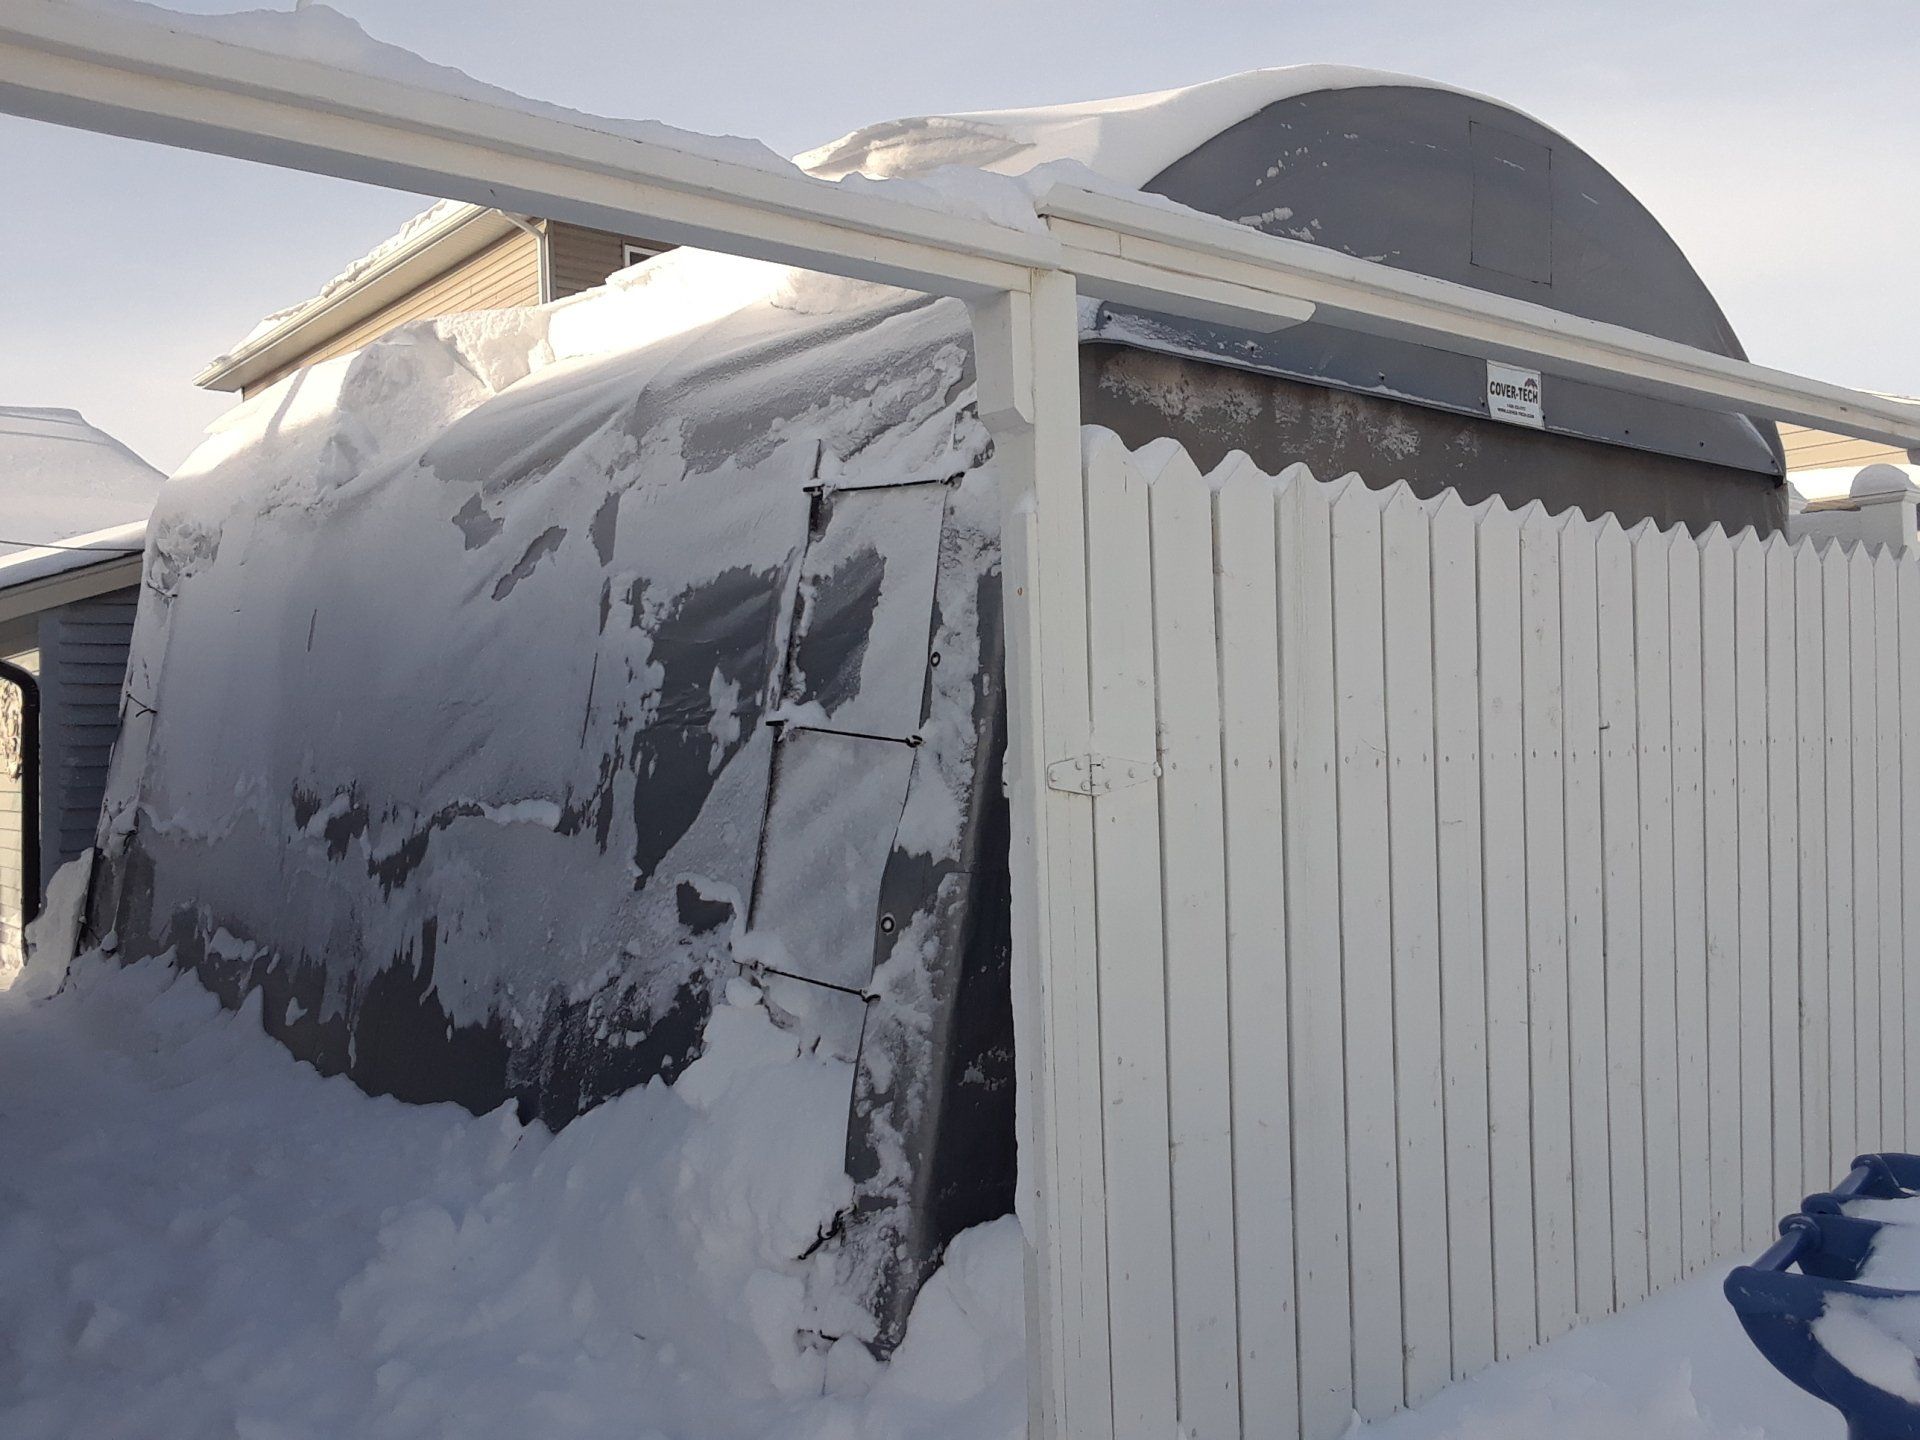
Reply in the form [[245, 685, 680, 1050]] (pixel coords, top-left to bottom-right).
[[203, 66, 1769, 472], [795, 65, 1529, 185], [805, 67, 1770, 472]]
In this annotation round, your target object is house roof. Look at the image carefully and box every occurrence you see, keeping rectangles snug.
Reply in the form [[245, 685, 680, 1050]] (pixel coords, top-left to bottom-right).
[[0, 407, 162, 607], [1780, 395, 1920, 502], [195, 203, 535, 394]]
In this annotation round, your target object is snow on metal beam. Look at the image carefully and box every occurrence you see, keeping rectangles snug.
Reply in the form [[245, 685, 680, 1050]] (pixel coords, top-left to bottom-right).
[[0, 0, 1052, 299]]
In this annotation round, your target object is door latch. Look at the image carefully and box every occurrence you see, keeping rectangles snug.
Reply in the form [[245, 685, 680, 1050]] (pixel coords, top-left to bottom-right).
[[1045, 752, 1160, 797]]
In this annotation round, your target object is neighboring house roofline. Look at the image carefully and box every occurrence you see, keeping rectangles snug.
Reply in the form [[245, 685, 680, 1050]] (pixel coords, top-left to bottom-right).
[[195, 204, 535, 393], [0, 520, 146, 627]]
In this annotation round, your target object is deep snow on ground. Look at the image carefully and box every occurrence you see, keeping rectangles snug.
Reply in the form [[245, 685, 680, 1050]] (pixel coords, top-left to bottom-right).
[[1356, 1172, 1920, 1439], [0, 948, 1024, 1440], [9, 939, 1920, 1440], [1351, 1265, 1844, 1440]]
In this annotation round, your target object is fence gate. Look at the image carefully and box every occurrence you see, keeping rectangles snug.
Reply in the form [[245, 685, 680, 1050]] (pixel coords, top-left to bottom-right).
[[1064, 426, 1920, 1439]]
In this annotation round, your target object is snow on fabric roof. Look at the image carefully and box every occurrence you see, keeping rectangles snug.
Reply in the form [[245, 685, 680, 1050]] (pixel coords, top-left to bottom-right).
[[0, 407, 162, 589], [795, 65, 1524, 188]]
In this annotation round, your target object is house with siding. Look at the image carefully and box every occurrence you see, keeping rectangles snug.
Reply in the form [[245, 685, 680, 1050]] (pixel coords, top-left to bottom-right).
[[0, 407, 162, 974], [195, 202, 670, 396], [1781, 412, 1917, 476], [1778, 398, 1920, 547], [1782, 401, 1919, 498]]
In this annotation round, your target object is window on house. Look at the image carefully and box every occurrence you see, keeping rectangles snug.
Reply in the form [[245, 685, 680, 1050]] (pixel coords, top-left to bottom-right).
[[622, 242, 664, 269]]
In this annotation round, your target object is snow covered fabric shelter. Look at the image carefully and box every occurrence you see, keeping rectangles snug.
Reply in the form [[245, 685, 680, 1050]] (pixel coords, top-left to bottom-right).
[[86, 67, 1808, 1357], [69, 60, 1859, 1380]]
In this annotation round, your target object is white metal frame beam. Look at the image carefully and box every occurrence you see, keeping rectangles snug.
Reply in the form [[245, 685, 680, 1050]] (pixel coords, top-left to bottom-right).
[[0, 0, 1051, 298], [1044, 186, 1920, 447]]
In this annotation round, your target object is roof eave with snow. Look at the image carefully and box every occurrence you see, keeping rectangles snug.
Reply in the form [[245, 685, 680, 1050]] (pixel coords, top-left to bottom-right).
[[0, 520, 147, 627], [195, 203, 527, 392]]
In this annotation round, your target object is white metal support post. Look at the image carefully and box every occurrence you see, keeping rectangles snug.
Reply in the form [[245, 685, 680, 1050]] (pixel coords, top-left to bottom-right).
[[971, 271, 1113, 1440]]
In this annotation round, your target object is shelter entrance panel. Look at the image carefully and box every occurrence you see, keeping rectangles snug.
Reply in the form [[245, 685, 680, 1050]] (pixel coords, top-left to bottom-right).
[[747, 480, 946, 1012], [779, 482, 948, 737]]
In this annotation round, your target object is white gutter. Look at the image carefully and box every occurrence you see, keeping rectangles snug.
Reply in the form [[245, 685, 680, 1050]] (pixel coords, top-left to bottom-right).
[[0, 0, 1053, 299]]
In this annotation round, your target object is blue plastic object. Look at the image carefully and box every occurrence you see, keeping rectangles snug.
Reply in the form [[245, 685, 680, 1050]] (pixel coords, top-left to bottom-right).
[[1725, 1153, 1920, 1439]]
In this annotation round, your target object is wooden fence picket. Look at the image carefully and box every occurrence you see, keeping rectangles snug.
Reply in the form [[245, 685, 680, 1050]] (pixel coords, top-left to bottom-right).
[[1080, 431, 1178, 1439], [1213, 456, 1300, 1437], [1381, 482, 1452, 1405]]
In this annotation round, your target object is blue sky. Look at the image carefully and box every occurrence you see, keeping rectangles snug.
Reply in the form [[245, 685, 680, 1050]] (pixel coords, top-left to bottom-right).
[[3, 0, 1915, 471]]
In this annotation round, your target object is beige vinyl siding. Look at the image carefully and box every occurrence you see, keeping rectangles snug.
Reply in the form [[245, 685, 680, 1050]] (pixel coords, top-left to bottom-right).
[[243, 229, 542, 397], [548, 222, 665, 298], [1780, 422, 1913, 474]]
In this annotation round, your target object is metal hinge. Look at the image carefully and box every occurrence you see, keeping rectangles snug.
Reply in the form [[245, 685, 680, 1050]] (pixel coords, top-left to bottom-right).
[[1045, 752, 1160, 797]]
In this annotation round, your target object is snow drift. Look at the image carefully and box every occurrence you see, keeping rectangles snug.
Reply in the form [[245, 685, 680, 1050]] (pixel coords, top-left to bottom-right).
[[0, 943, 1025, 1440], [93, 247, 1018, 1349]]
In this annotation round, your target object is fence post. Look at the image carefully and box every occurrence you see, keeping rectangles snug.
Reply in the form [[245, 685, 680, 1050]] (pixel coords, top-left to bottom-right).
[[970, 271, 1113, 1440], [1788, 464, 1920, 555]]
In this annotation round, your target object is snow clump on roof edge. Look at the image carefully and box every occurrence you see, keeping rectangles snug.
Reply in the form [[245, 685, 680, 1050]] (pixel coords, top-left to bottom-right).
[[795, 64, 1527, 189]]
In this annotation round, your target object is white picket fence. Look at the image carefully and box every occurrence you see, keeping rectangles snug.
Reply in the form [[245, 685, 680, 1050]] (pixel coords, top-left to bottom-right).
[[1070, 426, 1920, 1439]]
